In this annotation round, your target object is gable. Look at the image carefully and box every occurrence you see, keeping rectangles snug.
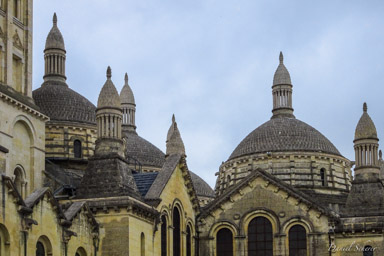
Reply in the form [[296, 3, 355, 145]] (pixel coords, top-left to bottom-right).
[[202, 170, 336, 221]]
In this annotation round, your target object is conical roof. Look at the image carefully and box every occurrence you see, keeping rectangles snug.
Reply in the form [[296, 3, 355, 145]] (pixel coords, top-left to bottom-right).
[[97, 67, 121, 108], [354, 103, 378, 141], [120, 73, 135, 105], [45, 13, 65, 51], [166, 115, 185, 156], [273, 52, 291, 86]]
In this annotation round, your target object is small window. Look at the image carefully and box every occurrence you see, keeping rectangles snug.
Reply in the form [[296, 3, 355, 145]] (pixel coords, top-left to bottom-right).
[[289, 225, 307, 256], [74, 140, 82, 158], [248, 217, 273, 256], [173, 207, 181, 256], [217, 228, 233, 256], [363, 245, 374, 256], [186, 225, 192, 256], [161, 215, 167, 256], [320, 169, 326, 186], [227, 175, 231, 188], [141, 233, 145, 256], [36, 241, 45, 256]]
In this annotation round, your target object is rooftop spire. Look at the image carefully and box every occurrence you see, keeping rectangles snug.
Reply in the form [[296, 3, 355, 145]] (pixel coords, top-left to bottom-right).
[[53, 13, 57, 26], [107, 66, 112, 79], [363, 102, 367, 112], [279, 51, 283, 64], [43, 13, 66, 83], [124, 73, 128, 85], [271, 52, 294, 119], [166, 115, 186, 157]]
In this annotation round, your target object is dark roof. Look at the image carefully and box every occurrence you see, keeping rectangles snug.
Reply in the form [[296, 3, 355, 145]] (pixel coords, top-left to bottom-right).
[[145, 154, 181, 199], [133, 172, 159, 197], [229, 117, 341, 160], [124, 130, 166, 168], [64, 201, 85, 221], [190, 171, 214, 198], [33, 81, 96, 125]]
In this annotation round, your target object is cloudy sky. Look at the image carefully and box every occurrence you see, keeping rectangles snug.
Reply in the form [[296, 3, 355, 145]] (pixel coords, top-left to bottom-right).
[[33, 0, 384, 188]]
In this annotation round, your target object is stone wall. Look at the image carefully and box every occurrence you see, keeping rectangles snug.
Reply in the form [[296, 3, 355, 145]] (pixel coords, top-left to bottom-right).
[[217, 151, 352, 196]]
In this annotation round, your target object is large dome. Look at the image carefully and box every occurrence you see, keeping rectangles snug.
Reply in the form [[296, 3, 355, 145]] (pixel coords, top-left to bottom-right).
[[33, 81, 96, 125], [123, 130, 166, 168], [229, 117, 341, 160], [190, 171, 214, 198]]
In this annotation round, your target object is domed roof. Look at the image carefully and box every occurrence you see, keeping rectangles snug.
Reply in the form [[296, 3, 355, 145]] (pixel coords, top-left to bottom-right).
[[123, 130, 166, 168], [190, 171, 215, 198], [120, 73, 135, 105], [229, 117, 341, 160], [273, 52, 291, 86], [97, 67, 121, 108], [33, 81, 96, 125], [45, 13, 65, 51], [355, 103, 378, 141]]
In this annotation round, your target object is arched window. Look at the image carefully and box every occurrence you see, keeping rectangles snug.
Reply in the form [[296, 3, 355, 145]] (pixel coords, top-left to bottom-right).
[[227, 175, 231, 188], [173, 207, 181, 256], [36, 242, 45, 256], [320, 169, 326, 186], [363, 245, 374, 256], [186, 225, 192, 256], [289, 225, 307, 256], [74, 140, 82, 158], [36, 236, 52, 256], [0, 224, 10, 256], [248, 217, 273, 256], [161, 215, 167, 256], [141, 233, 145, 256], [216, 228, 233, 256], [76, 247, 87, 256], [14, 168, 23, 193]]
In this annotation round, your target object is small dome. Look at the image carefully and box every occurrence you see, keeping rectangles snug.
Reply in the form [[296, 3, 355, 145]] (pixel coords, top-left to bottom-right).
[[45, 13, 65, 51], [97, 67, 121, 108], [120, 73, 135, 105], [229, 118, 341, 160], [273, 52, 291, 86], [190, 171, 215, 198], [354, 103, 378, 141], [123, 130, 166, 168], [33, 81, 96, 125]]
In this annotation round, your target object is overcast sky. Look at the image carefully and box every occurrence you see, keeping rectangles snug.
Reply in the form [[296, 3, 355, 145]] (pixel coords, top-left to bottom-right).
[[33, 0, 384, 188]]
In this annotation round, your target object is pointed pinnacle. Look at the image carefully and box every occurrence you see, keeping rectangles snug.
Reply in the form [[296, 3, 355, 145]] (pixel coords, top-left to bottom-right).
[[363, 102, 367, 112], [279, 51, 283, 64], [53, 13, 58, 26], [172, 114, 175, 123], [380, 150, 382, 160], [124, 73, 128, 85], [107, 66, 112, 79]]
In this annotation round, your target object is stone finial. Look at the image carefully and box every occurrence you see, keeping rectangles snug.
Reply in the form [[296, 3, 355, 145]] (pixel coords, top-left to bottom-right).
[[363, 102, 367, 112], [107, 66, 112, 79], [172, 114, 175, 123], [279, 51, 283, 64], [124, 73, 128, 85], [380, 150, 382, 160], [53, 13, 57, 26]]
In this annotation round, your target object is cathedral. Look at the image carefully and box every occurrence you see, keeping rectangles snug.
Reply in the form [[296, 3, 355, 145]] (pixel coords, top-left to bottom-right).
[[0, 1, 383, 255]]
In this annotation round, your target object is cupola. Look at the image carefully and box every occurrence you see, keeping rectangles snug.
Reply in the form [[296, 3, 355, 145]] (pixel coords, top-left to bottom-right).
[[271, 52, 294, 118]]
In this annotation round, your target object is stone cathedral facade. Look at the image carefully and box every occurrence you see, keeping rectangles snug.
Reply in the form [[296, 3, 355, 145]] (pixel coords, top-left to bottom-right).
[[0, 1, 384, 256]]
